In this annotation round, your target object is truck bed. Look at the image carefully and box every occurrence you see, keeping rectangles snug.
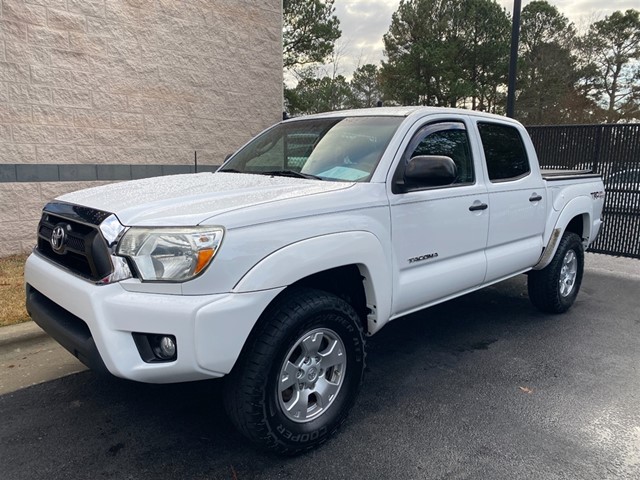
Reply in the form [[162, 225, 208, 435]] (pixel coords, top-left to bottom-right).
[[541, 169, 601, 181]]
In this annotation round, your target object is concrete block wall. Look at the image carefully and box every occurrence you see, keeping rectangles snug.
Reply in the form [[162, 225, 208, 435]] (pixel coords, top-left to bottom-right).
[[0, 0, 283, 256]]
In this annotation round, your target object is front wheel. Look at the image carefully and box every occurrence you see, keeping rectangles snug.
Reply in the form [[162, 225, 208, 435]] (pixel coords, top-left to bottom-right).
[[223, 288, 365, 455], [528, 232, 584, 313]]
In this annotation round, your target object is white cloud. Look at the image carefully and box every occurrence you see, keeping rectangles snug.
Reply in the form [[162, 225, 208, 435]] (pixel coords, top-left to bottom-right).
[[333, 0, 399, 76], [499, 0, 639, 30], [332, 0, 638, 78]]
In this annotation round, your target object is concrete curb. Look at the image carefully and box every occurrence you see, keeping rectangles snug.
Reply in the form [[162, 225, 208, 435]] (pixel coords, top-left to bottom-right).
[[0, 320, 85, 396], [585, 252, 640, 280], [0, 321, 47, 348]]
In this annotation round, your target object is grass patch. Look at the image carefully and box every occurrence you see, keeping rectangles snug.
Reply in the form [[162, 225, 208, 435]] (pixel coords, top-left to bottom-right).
[[0, 254, 30, 327]]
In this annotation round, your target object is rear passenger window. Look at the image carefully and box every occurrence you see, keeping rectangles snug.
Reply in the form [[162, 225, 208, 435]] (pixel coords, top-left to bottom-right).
[[478, 123, 530, 181]]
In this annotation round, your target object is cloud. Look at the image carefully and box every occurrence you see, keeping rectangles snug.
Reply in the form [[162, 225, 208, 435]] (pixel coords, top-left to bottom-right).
[[333, 0, 637, 79], [498, 0, 638, 30], [333, 0, 399, 76]]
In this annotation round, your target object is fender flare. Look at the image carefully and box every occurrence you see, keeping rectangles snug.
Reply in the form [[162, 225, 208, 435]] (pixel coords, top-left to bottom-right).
[[534, 196, 592, 270], [233, 231, 392, 333]]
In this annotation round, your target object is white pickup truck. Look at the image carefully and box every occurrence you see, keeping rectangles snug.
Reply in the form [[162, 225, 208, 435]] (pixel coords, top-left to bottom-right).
[[25, 107, 604, 454]]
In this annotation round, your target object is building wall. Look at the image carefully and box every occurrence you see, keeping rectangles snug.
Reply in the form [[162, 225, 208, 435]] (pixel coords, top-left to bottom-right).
[[0, 0, 283, 256]]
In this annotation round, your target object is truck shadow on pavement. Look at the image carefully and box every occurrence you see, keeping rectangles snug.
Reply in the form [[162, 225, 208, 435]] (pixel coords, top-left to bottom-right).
[[2, 272, 638, 480]]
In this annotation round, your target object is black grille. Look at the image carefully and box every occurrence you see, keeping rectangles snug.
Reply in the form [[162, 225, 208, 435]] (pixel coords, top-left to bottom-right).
[[39, 224, 86, 251], [36, 204, 114, 281]]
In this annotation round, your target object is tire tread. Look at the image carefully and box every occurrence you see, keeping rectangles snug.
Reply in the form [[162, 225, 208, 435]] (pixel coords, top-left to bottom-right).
[[528, 232, 584, 314], [223, 287, 365, 455]]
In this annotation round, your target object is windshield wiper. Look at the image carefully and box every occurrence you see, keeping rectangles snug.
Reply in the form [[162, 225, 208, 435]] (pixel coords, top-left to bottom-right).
[[259, 170, 322, 180]]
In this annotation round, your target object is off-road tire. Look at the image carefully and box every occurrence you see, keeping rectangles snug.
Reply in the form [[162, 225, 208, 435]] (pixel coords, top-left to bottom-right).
[[528, 232, 584, 313], [223, 288, 365, 455]]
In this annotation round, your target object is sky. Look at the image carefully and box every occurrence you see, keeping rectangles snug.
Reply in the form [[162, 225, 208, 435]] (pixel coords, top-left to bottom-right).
[[330, 0, 639, 79]]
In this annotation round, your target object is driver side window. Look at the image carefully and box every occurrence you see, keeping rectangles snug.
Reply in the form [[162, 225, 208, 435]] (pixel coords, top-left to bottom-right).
[[406, 122, 475, 185]]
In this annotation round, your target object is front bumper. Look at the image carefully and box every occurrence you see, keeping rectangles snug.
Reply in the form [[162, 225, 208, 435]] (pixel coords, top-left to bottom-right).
[[27, 285, 109, 374], [25, 253, 283, 383]]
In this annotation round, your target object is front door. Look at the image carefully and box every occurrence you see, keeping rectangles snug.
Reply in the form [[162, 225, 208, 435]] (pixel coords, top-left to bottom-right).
[[389, 120, 489, 317]]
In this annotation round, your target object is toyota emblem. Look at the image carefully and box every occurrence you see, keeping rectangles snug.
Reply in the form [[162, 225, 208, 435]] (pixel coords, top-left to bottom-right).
[[50, 225, 67, 253]]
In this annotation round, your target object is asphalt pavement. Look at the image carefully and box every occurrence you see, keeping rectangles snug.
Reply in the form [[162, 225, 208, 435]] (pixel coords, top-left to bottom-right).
[[0, 254, 639, 479]]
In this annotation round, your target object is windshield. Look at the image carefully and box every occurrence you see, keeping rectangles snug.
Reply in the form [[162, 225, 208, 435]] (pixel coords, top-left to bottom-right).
[[219, 116, 403, 182]]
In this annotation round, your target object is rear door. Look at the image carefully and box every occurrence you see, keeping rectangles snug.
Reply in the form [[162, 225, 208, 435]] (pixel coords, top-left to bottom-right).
[[474, 121, 547, 281]]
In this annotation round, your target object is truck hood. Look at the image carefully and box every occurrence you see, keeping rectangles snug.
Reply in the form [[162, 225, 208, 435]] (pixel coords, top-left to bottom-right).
[[57, 172, 353, 226]]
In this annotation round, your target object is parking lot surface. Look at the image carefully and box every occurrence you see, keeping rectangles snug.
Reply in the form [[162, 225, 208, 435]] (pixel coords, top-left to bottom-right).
[[1, 258, 639, 479]]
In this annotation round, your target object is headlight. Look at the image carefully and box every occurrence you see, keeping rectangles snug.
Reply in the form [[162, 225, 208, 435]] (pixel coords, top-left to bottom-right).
[[116, 227, 224, 282]]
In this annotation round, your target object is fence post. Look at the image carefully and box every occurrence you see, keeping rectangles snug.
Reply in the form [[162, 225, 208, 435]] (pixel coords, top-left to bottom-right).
[[592, 126, 602, 174]]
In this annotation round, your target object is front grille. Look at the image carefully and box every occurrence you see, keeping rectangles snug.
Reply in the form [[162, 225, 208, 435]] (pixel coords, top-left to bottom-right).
[[36, 203, 114, 282], [39, 224, 86, 251]]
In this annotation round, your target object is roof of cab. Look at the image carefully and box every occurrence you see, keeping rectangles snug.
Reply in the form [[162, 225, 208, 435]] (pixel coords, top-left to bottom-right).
[[297, 106, 423, 118], [287, 106, 521, 126]]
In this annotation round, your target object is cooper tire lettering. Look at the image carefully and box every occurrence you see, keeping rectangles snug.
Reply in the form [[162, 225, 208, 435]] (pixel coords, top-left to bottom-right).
[[224, 288, 365, 454]]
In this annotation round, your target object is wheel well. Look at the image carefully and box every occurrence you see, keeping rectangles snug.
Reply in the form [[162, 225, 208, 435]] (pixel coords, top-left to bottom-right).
[[565, 215, 585, 241], [290, 265, 369, 333], [229, 265, 370, 377]]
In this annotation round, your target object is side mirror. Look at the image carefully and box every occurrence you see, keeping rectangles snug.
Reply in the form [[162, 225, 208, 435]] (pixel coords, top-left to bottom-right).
[[401, 155, 457, 190]]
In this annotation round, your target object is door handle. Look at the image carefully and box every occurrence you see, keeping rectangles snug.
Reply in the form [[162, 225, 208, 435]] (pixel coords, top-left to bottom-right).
[[469, 203, 488, 211], [529, 194, 542, 202]]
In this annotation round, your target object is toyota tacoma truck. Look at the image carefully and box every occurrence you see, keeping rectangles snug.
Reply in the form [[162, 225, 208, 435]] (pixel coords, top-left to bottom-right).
[[25, 107, 605, 454]]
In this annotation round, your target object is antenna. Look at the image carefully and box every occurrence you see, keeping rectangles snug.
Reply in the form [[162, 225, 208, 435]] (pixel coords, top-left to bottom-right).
[[194, 151, 198, 173]]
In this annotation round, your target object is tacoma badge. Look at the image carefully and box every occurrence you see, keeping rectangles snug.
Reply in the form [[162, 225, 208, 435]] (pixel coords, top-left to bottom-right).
[[408, 252, 438, 264]]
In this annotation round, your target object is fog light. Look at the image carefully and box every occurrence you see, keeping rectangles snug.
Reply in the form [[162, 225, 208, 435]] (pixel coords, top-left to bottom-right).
[[155, 336, 176, 360], [132, 332, 177, 363]]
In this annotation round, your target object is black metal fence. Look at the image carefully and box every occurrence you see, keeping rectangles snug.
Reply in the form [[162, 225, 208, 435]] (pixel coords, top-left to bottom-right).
[[527, 124, 640, 259]]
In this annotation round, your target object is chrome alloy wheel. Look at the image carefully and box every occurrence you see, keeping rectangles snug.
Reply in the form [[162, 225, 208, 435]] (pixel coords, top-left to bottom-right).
[[277, 328, 346, 423], [559, 249, 578, 297]]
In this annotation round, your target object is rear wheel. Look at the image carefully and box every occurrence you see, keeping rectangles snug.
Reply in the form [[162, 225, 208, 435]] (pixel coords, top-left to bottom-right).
[[223, 288, 365, 455], [528, 232, 584, 313]]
